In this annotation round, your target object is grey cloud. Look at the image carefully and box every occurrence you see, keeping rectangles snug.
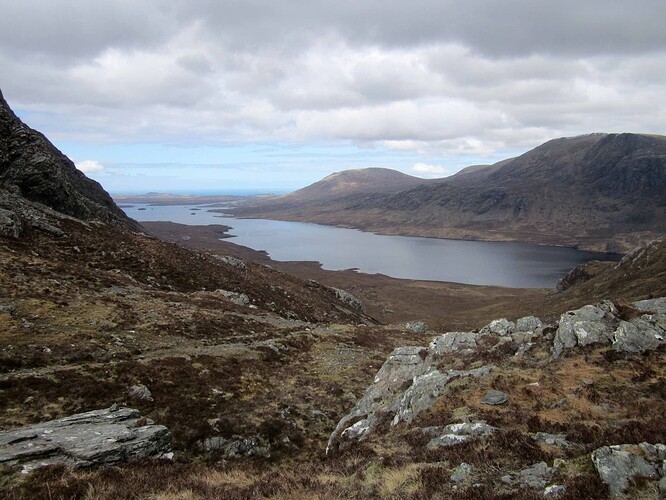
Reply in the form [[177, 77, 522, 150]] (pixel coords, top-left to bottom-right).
[[1, 0, 665, 165]]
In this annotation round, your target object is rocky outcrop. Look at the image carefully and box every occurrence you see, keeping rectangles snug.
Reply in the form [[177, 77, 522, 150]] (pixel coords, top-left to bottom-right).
[[0, 89, 139, 230], [424, 422, 497, 448], [592, 442, 664, 497], [552, 298, 666, 357], [200, 435, 271, 459], [326, 327, 494, 452], [0, 406, 171, 472], [332, 287, 366, 313]]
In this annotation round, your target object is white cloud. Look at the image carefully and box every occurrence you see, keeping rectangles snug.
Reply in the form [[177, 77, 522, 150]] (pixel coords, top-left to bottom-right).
[[1, 0, 665, 186], [75, 160, 105, 173], [411, 162, 446, 176]]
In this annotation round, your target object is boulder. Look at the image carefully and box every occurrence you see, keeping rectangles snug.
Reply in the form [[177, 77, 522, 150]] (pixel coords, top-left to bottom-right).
[[518, 461, 554, 489], [128, 384, 153, 401], [332, 288, 366, 313], [481, 390, 509, 406], [425, 421, 497, 448], [0, 406, 171, 472], [634, 297, 666, 315], [326, 339, 494, 453], [552, 303, 615, 358], [391, 366, 492, 425], [532, 432, 572, 449], [200, 436, 270, 459], [214, 255, 248, 271], [450, 462, 474, 482], [515, 316, 543, 333], [592, 444, 660, 497], [429, 331, 478, 354], [481, 318, 515, 336], [613, 318, 664, 353], [404, 321, 428, 334], [215, 289, 251, 306]]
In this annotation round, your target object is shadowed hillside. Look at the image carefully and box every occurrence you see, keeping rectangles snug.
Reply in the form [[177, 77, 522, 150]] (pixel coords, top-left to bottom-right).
[[235, 134, 666, 252]]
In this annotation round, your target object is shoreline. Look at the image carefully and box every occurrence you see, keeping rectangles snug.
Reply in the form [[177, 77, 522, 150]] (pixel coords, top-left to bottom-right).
[[115, 194, 640, 254], [140, 220, 554, 331]]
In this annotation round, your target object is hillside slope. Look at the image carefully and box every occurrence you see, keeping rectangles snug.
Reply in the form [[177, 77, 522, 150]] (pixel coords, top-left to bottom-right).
[[235, 134, 666, 252], [0, 90, 137, 229]]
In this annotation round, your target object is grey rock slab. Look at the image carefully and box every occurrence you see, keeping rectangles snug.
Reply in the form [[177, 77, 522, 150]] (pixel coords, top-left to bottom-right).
[[481, 390, 508, 406], [426, 421, 497, 449], [451, 462, 475, 482], [404, 321, 428, 334], [634, 297, 666, 316], [326, 336, 494, 452], [0, 407, 171, 471], [516, 316, 543, 333], [592, 444, 660, 497], [543, 484, 566, 496], [332, 288, 366, 313], [429, 331, 477, 354], [532, 432, 572, 448], [552, 304, 615, 358], [518, 461, 553, 489], [214, 255, 248, 271], [482, 318, 515, 336], [215, 289, 251, 306], [613, 318, 665, 353]]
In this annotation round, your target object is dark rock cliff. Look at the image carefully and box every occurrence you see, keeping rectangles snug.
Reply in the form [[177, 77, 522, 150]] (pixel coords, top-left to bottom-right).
[[0, 89, 139, 229]]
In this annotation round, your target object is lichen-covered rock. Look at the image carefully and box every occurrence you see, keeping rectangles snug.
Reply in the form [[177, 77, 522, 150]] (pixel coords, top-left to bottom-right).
[[201, 436, 270, 459], [214, 255, 248, 271], [481, 318, 515, 336], [450, 462, 475, 482], [532, 432, 572, 449], [326, 339, 493, 453], [481, 390, 508, 406], [215, 289, 251, 306], [404, 321, 427, 333], [516, 315, 543, 333], [592, 444, 660, 497], [429, 331, 478, 354], [552, 303, 615, 358], [613, 317, 664, 353], [634, 297, 666, 315], [552, 299, 666, 357], [332, 287, 366, 313], [392, 366, 492, 425], [425, 422, 497, 448], [0, 406, 171, 472]]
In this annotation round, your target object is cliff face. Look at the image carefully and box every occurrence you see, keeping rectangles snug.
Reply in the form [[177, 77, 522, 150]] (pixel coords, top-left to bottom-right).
[[0, 89, 138, 229]]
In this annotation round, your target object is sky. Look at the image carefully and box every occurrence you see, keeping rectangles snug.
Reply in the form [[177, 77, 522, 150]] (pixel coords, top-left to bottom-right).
[[2, 1, 666, 194]]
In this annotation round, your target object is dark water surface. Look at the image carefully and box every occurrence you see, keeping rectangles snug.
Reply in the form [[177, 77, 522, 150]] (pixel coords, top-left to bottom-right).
[[123, 204, 619, 288]]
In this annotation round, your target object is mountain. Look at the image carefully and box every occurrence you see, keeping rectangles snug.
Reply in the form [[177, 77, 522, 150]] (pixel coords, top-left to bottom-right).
[[234, 133, 666, 252], [0, 89, 137, 229], [2, 90, 666, 498], [282, 167, 432, 201], [238, 167, 434, 214]]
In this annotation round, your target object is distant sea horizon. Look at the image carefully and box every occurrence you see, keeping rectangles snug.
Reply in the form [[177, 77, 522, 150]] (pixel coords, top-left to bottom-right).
[[110, 188, 290, 196]]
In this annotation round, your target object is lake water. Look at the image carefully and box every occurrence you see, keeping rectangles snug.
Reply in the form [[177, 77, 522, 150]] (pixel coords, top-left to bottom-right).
[[122, 204, 619, 288]]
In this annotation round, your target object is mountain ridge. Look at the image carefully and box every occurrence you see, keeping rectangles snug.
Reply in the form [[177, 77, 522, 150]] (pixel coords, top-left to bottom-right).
[[234, 133, 666, 252]]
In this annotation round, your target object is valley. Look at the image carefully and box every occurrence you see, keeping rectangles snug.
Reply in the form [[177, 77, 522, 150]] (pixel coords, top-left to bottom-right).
[[1, 88, 666, 499]]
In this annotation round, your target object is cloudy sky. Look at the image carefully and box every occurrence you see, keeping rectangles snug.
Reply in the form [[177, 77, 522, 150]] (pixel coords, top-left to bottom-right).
[[2, 1, 665, 193]]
